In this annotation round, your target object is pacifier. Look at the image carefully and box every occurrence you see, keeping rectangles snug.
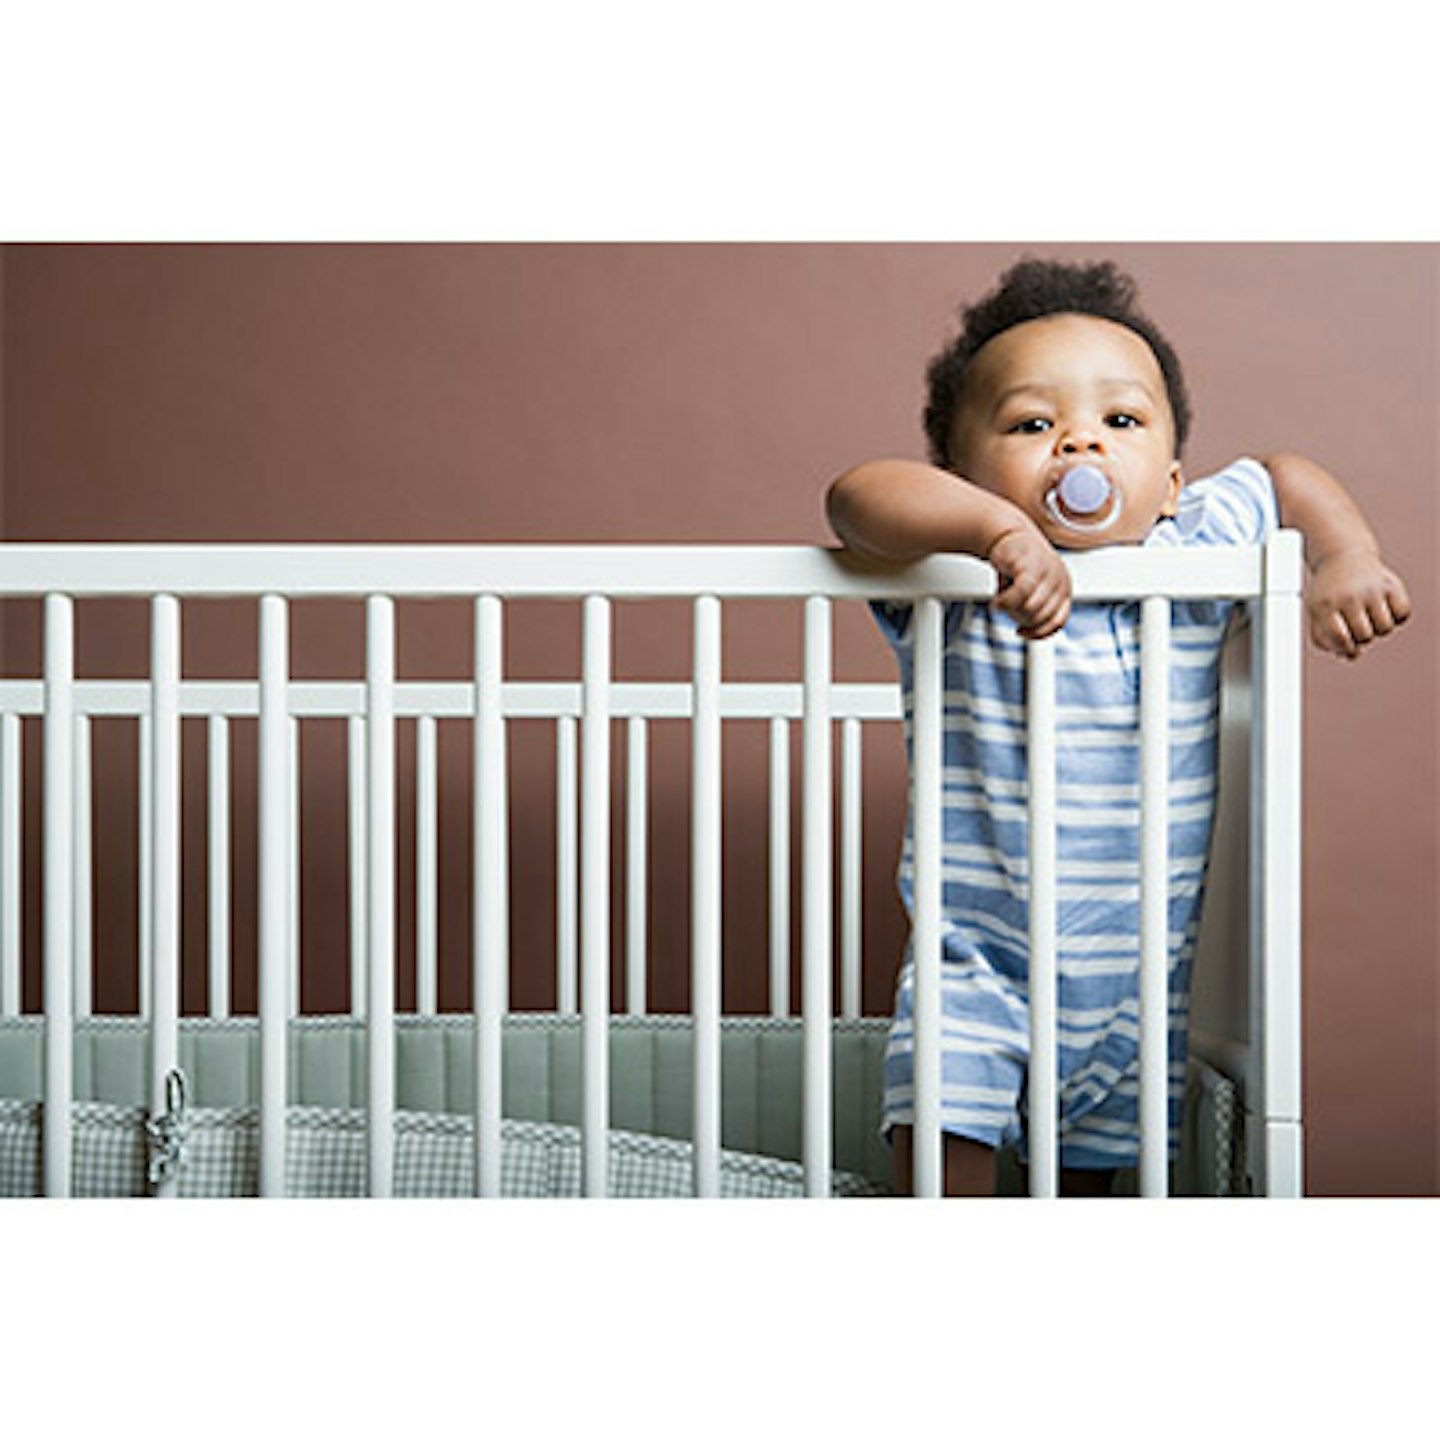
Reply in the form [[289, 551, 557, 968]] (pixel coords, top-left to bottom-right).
[[1044, 464, 1124, 534]]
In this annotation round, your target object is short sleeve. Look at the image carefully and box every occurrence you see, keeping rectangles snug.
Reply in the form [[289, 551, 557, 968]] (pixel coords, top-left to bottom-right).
[[1164, 457, 1280, 548], [869, 599, 913, 646]]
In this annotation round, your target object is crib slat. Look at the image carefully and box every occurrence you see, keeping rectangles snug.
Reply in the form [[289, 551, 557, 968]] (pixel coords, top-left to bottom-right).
[[1026, 637, 1059, 1198], [556, 715, 578, 1015], [348, 717, 367, 1016], [910, 597, 943, 1199], [150, 596, 182, 1198], [768, 716, 790, 1019], [625, 716, 648, 1017], [43, 594, 75, 1197], [1, 713, 19, 1017], [801, 596, 832, 1197], [473, 596, 507, 1197], [692, 596, 722, 1197], [208, 716, 231, 1018], [1139, 596, 1172, 1197], [416, 714, 438, 1017], [581, 595, 611, 1197], [290, 716, 301, 1016], [841, 716, 862, 1021], [138, 712, 151, 1018], [366, 595, 397, 1197], [258, 595, 290, 1197], [73, 715, 93, 1020]]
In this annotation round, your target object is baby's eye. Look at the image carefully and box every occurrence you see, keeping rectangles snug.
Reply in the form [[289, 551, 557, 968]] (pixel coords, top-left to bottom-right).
[[1008, 417, 1052, 434], [1106, 412, 1142, 429]]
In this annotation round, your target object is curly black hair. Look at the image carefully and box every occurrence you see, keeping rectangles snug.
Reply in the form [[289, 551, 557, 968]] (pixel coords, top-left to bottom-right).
[[922, 258, 1192, 470]]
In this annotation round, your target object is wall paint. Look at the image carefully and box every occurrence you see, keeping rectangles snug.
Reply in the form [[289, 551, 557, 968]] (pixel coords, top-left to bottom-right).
[[3, 242, 1434, 1195]]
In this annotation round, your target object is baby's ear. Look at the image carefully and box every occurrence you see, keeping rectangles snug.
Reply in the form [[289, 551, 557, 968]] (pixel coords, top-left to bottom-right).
[[1160, 461, 1184, 518]]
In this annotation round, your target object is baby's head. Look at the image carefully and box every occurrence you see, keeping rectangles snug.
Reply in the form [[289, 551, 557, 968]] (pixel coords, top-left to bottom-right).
[[924, 260, 1192, 548]]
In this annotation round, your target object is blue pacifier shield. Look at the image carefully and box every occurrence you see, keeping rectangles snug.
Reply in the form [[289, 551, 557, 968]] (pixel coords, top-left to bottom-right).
[[1056, 465, 1111, 515]]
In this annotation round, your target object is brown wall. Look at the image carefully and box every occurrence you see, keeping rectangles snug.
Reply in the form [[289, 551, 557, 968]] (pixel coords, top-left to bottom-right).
[[2, 243, 1434, 1195], [0, 246, 5, 548]]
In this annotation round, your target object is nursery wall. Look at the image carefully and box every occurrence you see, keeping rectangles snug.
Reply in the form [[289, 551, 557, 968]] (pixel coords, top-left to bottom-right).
[[1, 243, 1434, 1196]]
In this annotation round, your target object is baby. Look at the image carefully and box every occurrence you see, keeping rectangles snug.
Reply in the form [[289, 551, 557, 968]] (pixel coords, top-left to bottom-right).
[[826, 259, 1411, 1197]]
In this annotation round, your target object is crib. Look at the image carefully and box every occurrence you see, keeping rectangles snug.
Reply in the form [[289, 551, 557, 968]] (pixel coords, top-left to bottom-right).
[[0, 536, 1304, 1198]]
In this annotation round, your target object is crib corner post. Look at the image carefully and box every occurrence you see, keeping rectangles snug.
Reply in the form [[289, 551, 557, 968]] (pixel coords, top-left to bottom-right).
[[1253, 530, 1304, 1198]]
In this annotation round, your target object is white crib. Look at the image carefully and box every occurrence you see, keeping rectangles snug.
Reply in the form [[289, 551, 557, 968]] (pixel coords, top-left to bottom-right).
[[0, 537, 1304, 1198]]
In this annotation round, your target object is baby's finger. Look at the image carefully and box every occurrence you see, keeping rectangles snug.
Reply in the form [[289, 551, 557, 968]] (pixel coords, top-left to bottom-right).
[[1341, 598, 1375, 648], [1386, 575, 1413, 626], [1028, 582, 1066, 625], [1018, 587, 1070, 640], [990, 576, 1030, 620], [997, 566, 1050, 615], [1313, 608, 1357, 659], [1025, 566, 1068, 610], [1019, 599, 1070, 641], [1364, 593, 1399, 639], [997, 589, 1047, 637]]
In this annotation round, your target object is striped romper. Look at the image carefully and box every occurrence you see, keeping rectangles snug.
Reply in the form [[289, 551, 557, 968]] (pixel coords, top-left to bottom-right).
[[877, 458, 1279, 1170]]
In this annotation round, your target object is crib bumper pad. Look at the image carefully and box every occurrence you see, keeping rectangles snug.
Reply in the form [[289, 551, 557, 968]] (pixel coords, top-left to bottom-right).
[[0, 1013, 1242, 1196], [0, 1099, 886, 1199]]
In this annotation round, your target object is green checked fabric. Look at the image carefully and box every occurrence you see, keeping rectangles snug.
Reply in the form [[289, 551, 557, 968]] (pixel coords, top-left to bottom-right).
[[0, 1014, 1245, 1196], [0, 1098, 887, 1198], [1, 1100, 152, 1198]]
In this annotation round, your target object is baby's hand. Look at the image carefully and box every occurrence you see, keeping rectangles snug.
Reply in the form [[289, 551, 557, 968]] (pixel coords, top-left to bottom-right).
[[1307, 549, 1412, 660], [986, 527, 1071, 640]]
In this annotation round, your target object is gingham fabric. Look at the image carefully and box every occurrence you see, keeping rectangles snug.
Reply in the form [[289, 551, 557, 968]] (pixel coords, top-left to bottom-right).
[[1185, 1052, 1244, 1197], [0, 1099, 886, 1198]]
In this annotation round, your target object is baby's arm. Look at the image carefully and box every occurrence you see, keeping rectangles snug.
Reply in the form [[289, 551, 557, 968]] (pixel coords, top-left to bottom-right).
[[826, 459, 1071, 639], [1260, 452, 1412, 660]]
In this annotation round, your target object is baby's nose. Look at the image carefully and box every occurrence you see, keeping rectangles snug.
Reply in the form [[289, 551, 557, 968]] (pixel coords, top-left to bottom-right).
[[1059, 429, 1105, 455]]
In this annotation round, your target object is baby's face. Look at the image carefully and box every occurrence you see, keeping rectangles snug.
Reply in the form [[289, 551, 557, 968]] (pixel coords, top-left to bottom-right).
[[949, 313, 1184, 549]]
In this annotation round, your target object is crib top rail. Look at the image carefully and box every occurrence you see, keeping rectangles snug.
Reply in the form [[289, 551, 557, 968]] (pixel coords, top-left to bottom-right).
[[0, 541, 1283, 601]]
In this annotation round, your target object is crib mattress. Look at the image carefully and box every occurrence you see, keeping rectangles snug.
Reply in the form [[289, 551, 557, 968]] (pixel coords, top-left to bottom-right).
[[0, 1098, 886, 1198]]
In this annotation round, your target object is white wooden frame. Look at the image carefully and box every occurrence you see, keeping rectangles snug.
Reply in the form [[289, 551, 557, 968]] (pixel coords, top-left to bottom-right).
[[0, 537, 1304, 1198]]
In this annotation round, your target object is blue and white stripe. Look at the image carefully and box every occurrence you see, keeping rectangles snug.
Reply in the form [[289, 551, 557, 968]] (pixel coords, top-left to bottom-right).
[[878, 458, 1278, 1169]]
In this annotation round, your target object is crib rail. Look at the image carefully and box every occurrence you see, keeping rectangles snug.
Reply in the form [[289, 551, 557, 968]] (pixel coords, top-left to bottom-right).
[[0, 538, 1304, 1199], [0, 542, 1264, 600]]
